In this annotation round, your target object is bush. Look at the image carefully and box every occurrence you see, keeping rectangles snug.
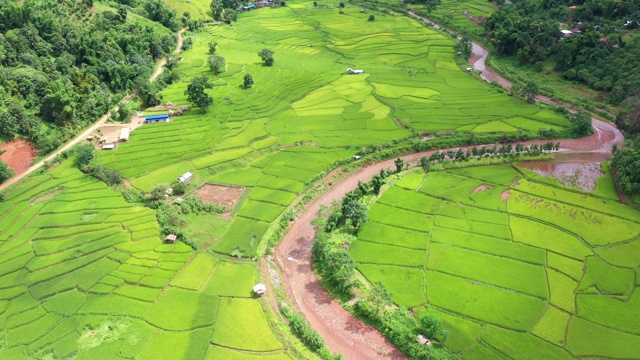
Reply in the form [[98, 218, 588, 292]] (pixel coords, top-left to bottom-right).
[[0, 160, 13, 184]]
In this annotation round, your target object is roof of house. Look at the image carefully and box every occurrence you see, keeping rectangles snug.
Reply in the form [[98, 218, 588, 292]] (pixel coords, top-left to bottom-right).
[[119, 128, 130, 140], [253, 284, 267, 293], [145, 114, 169, 120], [165, 234, 177, 242], [102, 144, 115, 150], [179, 172, 193, 182]]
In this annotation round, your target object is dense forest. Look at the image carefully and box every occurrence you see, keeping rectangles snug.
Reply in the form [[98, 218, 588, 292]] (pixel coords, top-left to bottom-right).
[[485, 1, 640, 128], [0, 0, 183, 153]]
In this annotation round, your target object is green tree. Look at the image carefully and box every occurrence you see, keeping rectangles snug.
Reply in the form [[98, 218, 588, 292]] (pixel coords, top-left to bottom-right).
[[208, 55, 225, 74], [611, 139, 640, 196], [419, 156, 430, 173], [149, 183, 169, 201], [208, 41, 218, 54], [571, 111, 593, 136], [339, 2, 345, 8], [0, 109, 19, 138], [324, 250, 355, 290], [368, 15, 375, 21], [0, 160, 14, 184], [424, 0, 441, 12], [210, 0, 224, 21], [394, 157, 404, 173], [173, 181, 188, 195], [243, 74, 254, 89], [420, 314, 450, 343], [368, 281, 393, 316], [76, 143, 94, 168], [521, 81, 539, 104], [371, 174, 384, 194], [258, 48, 274, 66], [184, 76, 214, 114]]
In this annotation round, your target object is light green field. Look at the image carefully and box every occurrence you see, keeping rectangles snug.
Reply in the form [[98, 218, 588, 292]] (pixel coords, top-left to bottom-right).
[[97, 0, 567, 258], [350, 164, 640, 359], [0, 163, 288, 359]]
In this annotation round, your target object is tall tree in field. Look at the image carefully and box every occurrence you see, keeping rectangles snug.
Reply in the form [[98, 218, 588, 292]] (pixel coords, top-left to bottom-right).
[[571, 111, 593, 136], [258, 48, 274, 66], [210, 0, 224, 20], [184, 76, 213, 114], [243, 74, 254, 89], [208, 41, 218, 54], [522, 81, 539, 104], [208, 55, 225, 75], [394, 157, 404, 172]]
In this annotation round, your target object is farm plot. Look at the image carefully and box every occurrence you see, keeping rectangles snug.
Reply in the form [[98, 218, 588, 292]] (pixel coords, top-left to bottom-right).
[[350, 164, 640, 359], [97, 0, 568, 262], [0, 163, 289, 359]]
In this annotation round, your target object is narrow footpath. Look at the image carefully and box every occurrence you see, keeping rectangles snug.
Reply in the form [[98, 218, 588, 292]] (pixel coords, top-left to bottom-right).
[[0, 28, 187, 192], [275, 13, 625, 360]]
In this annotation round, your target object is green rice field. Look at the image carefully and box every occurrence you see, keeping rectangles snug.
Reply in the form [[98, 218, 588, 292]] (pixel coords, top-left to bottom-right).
[[98, 0, 568, 258], [351, 164, 640, 359], [0, 161, 291, 359]]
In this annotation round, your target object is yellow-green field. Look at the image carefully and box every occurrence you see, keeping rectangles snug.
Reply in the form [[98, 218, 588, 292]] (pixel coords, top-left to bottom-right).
[[351, 164, 640, 359], [99, 0, 569, 258]]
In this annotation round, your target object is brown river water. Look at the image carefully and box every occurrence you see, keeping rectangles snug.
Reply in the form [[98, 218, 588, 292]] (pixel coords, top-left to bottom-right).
[[518, 152, 612, 191]]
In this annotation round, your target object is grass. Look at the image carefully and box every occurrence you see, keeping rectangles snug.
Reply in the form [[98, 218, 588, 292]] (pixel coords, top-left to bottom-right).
[[210, 297, 283, 351], [169, 254, 217, 290], [96, 0, 568, 264], [357, 264, 426, 308], [145, 288, 218, 331], [351, 164, 640, 357], [0, 162, 291, 358]]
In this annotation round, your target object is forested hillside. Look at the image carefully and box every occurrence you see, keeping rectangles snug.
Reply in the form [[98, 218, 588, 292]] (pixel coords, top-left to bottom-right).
[[484, 0, 640, 134], [0, 0, 180, 153]]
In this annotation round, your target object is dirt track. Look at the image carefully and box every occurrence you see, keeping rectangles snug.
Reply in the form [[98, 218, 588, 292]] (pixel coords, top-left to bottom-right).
[[274, 13, 625, 360], [0, 28, 187, 192]]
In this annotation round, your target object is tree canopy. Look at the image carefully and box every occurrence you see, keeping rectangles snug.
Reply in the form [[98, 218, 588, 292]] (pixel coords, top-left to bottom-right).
[[184, 76, 214, 114]]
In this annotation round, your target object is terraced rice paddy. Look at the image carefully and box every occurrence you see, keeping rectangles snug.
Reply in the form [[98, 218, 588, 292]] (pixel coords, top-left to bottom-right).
[[0, 161, 291, 359], [97, 0, 568, 258], [351, 164, 640, 359]]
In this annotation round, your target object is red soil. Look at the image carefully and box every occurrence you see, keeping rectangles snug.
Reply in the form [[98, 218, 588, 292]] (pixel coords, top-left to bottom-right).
[[0, 138, 38, 176]]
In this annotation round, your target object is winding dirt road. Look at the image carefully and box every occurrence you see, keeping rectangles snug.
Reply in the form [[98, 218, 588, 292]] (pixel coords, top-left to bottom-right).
[[275, 13, 625, 360], [0, 28, 187, 192]]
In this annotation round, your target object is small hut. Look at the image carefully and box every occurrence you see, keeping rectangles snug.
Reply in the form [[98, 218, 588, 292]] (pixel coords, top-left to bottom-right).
[[178, 172, 193, 184], [416, 335, 433, 347], [165, 234, 177, 243], [253, 284, 267, 296], [346, 68, 364, 74]]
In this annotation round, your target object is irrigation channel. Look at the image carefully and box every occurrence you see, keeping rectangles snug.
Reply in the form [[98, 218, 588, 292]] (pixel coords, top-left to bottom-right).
[[0, 28, 187, 193], [273, 13, 625, 360]]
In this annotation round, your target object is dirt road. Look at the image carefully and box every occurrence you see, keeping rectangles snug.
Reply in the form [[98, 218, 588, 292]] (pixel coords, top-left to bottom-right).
[[276, 13, 625, 360], [0, 28, 187, 192]]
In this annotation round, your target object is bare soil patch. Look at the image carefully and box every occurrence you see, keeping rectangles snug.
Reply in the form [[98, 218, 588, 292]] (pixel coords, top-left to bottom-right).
[[196, 183, 245, 210], [472, 184, 493, 194], [0, 138, 38, 176], [501, 189, 511, 202]]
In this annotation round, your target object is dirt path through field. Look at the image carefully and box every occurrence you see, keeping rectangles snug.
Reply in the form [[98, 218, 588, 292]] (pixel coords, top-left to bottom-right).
[[0, 28, 187, 192], [276, 14, 625, 360]]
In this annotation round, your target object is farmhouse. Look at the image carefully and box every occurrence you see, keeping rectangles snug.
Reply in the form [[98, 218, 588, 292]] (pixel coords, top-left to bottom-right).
[[165, 234, 177, 243], [178, 172, 193, 184], [560, 29, 574, 37], [119, 128, 130, 142], [253, 284, 267, 296], [102, 144, 115, 150], [416, 335, 433, 347], [144, 114, 169, 124], [346, 68, 364, 74]]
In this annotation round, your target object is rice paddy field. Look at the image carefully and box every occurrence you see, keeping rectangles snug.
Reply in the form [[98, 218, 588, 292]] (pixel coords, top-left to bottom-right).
[[350, 164, 640, 359], [0, 161, 292, 359], [97, 0, 569, 258]]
